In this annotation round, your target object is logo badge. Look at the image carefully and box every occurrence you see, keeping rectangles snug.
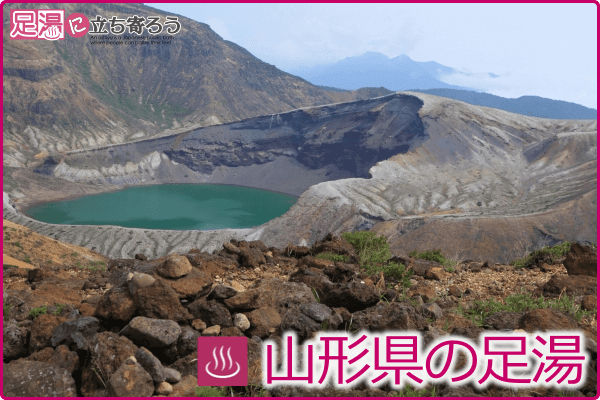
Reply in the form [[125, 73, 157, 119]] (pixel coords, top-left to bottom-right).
[[198, 337, 248, 386], [10, 9, 65, 40]]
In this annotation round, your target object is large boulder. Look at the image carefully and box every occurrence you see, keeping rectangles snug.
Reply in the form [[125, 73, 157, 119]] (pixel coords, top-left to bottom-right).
[[518, 309, 579, 332], [161, 268, 213, 300], [94, 285, 136, 322], [3, 320, 29, 361], [107, 358, 154, 397], [563, 242, 597, 277], [187, 299, 233, 327], [158, 253, 193, 278], [29, 313, 66, 353], [3, 360, 77, 397], [541, 274, 597, 297], [135, 347, 166, 383], [134, 280, 192, 322], [80, 332, 139, 397], [322, 281, 379, 312], [120, 317, 181, 348], [246, 307, 282, 338], [51, 316, 100, 350], [224, 279, 315, 312], [240, 248, 266, 268], [25, 345, 80, 374], [483, 312, 524, 330]]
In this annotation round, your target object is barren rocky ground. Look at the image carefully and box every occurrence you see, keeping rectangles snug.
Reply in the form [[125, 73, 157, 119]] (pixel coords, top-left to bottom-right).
[[2, 225, 597, 397]]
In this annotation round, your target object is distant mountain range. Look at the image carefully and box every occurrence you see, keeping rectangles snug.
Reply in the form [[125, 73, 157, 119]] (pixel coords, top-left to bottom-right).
[[287, 52, 476, 91], [408, 89, 597, 120]]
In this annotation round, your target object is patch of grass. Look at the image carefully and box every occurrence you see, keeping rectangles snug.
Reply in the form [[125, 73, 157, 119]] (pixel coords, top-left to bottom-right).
[[458, 291, 593, 327], [311, 287, 320, 303], [61, 254, 68, 259], [71, 252, 79, 257], [13, 241, 23, 250], [321, 320, 329, 330], [510, 242, 571, 269], [342, 231, 413, 288], [4, 302, 12, 317], [409, 249, 457, 269], [389, 385, 436, 397], [11, 228, 17, 232], [316, 252, 349, 263], [343, 231, 392, 266], [4, 264, 18, 269], [29, 305, 48, 319], [194, 386, 227, 397], [445, 266, 455, 273], [23, 255, 32, 264]]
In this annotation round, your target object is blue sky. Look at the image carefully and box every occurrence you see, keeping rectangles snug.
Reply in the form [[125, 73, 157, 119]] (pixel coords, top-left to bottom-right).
[[153, 3, 597, 108]]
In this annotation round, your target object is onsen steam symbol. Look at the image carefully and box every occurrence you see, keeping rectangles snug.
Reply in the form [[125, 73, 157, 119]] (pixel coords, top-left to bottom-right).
[[198, 337, 248, 386], [206, 346, 240, 378]]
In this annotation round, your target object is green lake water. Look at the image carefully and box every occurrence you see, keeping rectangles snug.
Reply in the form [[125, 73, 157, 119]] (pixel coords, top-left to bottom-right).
[[25, 184, 297, 230]]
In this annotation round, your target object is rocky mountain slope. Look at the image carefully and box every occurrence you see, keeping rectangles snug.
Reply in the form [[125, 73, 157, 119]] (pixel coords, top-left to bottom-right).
[[3, 230, 597, 397], [412, 89, 598, 119], [2, 3, 388, 168], [4, 92, 596, 262]]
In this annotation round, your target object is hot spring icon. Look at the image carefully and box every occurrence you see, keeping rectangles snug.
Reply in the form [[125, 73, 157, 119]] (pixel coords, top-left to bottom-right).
[[205, 346, 241, 379]]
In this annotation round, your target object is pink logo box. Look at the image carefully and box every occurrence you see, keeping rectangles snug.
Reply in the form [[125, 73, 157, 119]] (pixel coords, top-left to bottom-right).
[[198, 336, 248, 386], [9, 9, 65, 40]]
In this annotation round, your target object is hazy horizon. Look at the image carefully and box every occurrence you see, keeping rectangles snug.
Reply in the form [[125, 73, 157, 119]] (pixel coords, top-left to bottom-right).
[[153, 3, 596, 108]]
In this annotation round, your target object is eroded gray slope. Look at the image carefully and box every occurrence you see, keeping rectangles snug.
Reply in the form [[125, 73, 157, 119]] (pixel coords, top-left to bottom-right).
[[6, 92, 597, 261]]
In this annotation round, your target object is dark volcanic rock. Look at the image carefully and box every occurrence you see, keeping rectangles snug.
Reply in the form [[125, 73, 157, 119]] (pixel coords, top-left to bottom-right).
[[135, 347, 166, 383], [300, 303, 333, 322], [134, 280, 192, 322], [161, 267, 212, 299], [107, 358, 154, 397], [246, 306, 282, 338], [80, 332, 138, 397], [29, 313, 66, 353], [3, 360, 77, 397], [350, 303, 427, 331], [51, 316, 100, 350], [120, 317, 181, 348], [240, 247, 266, 268], [187, 298, 233, 327], [210, 284, 238, 300], [519, 309, 579, 332], [322, 281, 379, 312], [3, 320, 29, 361], [408, 258, 441, 277], [564, 242, 597, 277], [94, 284, 136, 322], [25, 345, 80, 374], [279, 306, 321, 340], [224, 279, 315, 312], [541, 274, 597, 296], [311, 233, 356, 258], [483, 312, 524, 330]]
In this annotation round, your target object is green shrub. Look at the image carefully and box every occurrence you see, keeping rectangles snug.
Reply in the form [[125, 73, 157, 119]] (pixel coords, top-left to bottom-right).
[[52, 303, 66, 316], [342, 231, 391, 267], [13, 242, 23, 250], [194, 386, 227, 397], [458, 291, 592, 327], [409, 249, 457, 269], [510, 242, 571, 269], [342, 231, 412, 288], [29, 305, 48, 319], [316, 252, 349, 263]]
